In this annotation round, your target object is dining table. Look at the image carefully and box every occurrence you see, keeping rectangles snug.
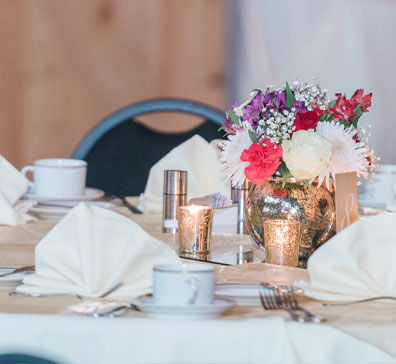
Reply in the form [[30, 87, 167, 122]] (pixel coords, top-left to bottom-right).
[[0, 204, 395, 364]]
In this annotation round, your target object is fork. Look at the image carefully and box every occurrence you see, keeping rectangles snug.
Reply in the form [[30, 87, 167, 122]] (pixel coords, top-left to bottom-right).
[[259, 290, 324, 323], [261, 282, 303, 295]]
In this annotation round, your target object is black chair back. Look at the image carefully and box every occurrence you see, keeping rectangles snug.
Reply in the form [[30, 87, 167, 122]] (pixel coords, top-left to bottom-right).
[[72, 98, 225, 197]]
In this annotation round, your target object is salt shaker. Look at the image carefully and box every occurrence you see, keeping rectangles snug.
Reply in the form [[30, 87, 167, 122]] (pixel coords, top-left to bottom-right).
[[162, 170, 188, 233], [231, 179, 250, 234]]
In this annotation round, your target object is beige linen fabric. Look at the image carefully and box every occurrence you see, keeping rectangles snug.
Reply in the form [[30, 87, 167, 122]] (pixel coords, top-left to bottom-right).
[[138, 135, 230, 214], [298, 214, 396, 301]]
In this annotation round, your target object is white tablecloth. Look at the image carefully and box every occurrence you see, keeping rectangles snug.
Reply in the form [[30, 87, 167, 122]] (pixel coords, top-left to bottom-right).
[[0, 313, 394, 364]]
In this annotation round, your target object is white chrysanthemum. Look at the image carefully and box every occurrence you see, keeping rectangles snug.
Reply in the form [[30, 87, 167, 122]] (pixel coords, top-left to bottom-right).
[[220, 129, 252, 187], [316, 121, 369, 188]]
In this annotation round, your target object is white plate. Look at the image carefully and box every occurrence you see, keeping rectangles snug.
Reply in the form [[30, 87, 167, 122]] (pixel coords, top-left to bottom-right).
[[26, 187, 104, 203], [134, 297, 233, 319], [0, 268, 25, 290], [29, 201, 117, 221], [215, 284, 267, 306]]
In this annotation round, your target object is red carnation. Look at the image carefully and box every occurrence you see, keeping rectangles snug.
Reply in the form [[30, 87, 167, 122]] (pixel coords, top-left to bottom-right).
[[293, 111, 320, 132], [241, 139, 283, 185]]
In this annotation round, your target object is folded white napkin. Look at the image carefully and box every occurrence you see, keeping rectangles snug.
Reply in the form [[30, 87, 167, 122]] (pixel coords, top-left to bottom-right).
[[17, 203, 181, 298], [297, 214, 396, 301], [138, 135, 230, 214], [0, 155, 35, 225]]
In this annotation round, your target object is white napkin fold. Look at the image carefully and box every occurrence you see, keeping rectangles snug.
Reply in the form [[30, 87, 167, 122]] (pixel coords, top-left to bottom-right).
[[138, 135, 230, 214], [17, 203, 181, 298], [297, 214, 396, 301], [0, 155, 35, 225]]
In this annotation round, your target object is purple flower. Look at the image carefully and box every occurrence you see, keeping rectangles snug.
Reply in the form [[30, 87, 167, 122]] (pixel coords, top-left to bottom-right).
[[293, 100, 307, 112], [223, 111, 243, 135], [242, 91, 265, 129], [263, 87, 274, 107], [275, 90, 287, 111]]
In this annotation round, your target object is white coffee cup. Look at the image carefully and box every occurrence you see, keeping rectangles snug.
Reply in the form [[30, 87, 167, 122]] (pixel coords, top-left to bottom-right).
[[359, 164, 396, 204], [21, 158, 87, 198], [153, 263, 215, 306]]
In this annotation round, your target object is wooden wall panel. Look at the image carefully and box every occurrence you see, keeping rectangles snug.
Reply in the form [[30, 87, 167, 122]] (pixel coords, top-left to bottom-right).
[[0, 0, 227, 168]]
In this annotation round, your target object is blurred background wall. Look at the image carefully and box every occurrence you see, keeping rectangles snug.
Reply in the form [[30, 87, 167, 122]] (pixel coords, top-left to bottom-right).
[[0, 0, 227, 168], [1, 0, 395, 169]]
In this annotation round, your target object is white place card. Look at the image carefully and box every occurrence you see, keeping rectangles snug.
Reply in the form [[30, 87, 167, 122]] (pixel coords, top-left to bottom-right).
[[212, 204, 238, 233]]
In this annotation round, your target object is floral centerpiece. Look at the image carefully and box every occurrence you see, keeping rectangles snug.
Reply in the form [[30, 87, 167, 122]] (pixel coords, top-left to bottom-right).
[[220, 80, 376, 187], [219, 80, 377, 265]]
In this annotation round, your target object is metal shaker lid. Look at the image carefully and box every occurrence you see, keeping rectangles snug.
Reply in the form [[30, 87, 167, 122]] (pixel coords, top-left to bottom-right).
[[163, 170, 188, 195], [231, 179, 250, 190]]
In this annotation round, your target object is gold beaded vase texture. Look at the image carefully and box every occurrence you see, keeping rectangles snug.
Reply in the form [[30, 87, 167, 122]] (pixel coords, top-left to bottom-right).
[[245, 178, 336, 268]]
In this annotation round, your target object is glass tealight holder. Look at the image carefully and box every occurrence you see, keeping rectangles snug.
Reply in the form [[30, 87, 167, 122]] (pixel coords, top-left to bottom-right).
[[263, 219, 300, 267], [178, 205, 214, 257]]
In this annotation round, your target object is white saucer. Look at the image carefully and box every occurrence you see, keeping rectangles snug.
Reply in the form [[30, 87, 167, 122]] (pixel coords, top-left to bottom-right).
[[134, 297, 233, 319], [26, 187, 104, 203], [29, 201, 117, 221], [358, 199, 387, 210], [0, 268, 25, 290], [215, 284, 267, 306]]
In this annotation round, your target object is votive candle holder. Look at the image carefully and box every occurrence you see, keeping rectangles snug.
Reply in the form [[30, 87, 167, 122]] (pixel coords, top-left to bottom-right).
[[263, 219, 300, 267], [178, 205, 214, 256]]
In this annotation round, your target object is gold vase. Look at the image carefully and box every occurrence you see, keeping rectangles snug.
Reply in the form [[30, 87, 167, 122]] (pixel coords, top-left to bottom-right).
[[245, 178, 336, 268]]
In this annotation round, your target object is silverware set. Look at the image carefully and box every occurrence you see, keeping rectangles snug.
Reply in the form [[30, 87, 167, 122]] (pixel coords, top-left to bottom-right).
[[259, 283, 324, 323], [9, 282, 124, 300], [87, 303, 140, 318]]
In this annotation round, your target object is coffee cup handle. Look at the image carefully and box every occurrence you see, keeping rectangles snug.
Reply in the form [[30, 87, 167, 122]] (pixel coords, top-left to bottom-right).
[[21, 166, 34, 190], [186, 277, 200, 305]]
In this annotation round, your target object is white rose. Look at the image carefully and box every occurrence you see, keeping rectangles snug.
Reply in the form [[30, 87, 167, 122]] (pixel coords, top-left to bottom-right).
[[282, 129, 332, 179]]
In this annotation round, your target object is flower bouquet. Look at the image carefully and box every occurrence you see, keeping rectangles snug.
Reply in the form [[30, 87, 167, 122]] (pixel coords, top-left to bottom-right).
[[220, 80, 377, 188], [220, 80, 378, 265]]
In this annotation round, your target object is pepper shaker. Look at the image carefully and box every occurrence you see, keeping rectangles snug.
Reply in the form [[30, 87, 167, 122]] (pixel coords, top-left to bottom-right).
[[162, 170, 188, 233], [231, 179, 250, 234]]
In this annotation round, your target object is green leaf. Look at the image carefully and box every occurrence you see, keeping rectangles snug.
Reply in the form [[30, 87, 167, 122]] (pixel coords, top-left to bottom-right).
[[248, 130, 259, 143], [304, 179, 310, 189], [337, 119, 349, 129], [328, 100, 336, 108], [279, 161, 293, 187], [218, 126, 224, 132], [228, 110, 240, 125], [352, 106, 363, 128], [285, 82, 294, 110], [319, 109, 329, 121]]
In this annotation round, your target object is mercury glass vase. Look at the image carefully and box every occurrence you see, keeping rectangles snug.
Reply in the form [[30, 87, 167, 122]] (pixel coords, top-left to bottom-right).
[[245, 178, 336, 268]]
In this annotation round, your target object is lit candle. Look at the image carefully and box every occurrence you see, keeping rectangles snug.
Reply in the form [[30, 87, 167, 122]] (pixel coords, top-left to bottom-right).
[[178, 205, 214, 256], [263, 219, 300, 267]]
